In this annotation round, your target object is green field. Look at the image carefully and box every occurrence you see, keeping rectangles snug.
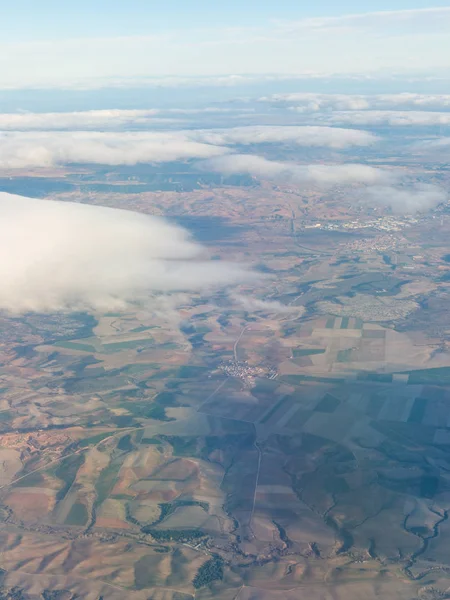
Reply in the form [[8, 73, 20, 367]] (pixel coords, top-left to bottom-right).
[[119, 400, 171, 421], [154, 391, 178, 406], [315, 394, 340, 413], [12, 471, 45, 487], [117, 434, 133, 452], [0, 410, 13, 422], [404, 367, 450, 385], [65, 502, 88, 526], [293, 348, 326, 357], [95, 460, 124, 507], [357, 372, 393, 383], [340, 317, 350, 330], [281, 374, 344, 385], [102, 338, 154, 353], [121, 363, 158, 375], [54, 341, 97, 353], [177, 366, 209, 378], [52, 453, 85, 503], [252, 378, 280, 393], [79, 432, 115, 448], [193, 555, 224, 589], [337, 349, 353, 363], [355, 318, 364, 329], [408, 397, 428, 424], [260, 395, 290, 424]]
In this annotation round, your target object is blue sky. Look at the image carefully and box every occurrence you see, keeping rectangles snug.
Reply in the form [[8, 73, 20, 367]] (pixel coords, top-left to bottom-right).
[[1, 2, 450, 90], [5, 0, 450, 38]]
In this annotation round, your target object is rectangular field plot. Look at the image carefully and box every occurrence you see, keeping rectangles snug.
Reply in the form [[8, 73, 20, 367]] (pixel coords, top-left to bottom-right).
[[201, 389, 278, 422], [314, 393, 341, 413]]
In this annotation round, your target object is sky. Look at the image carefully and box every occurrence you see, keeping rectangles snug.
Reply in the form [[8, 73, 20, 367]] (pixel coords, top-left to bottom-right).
[[1, 1, 450, 91], [4, 0, 450, 36]]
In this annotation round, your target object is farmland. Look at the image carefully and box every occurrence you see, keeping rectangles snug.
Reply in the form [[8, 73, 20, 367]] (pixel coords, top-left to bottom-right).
[[2, 165, 450, 598]]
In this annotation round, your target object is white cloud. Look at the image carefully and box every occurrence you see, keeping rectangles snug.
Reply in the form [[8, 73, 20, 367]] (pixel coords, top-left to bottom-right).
[[416, 137, 450, 150], [0, 110, 168, 130], [204, 153, 445, 215], [0, 193, 254, 314], [363, 184, 448, 214], [0, 125, 377, 169], [232, 294, 303, 315], [203, 154, 394, 187], [0, 73, 309, 92], [167, 107, 256, 115], [192, 126, 377, 149], [284, 95, 371, 112], [278, 8, 450, 35], [0, 131, 229, 168], [373, 94, 450, 111], [260, 93, 450, 114], [0, 108, 254, 130], [321, 110, 450, 127]]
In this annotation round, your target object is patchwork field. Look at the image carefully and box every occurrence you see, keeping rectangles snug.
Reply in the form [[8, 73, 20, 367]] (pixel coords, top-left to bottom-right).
[[2, 271, 450, 598]]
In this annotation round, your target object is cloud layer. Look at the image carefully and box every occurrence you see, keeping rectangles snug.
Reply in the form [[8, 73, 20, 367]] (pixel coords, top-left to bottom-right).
[[259, 93, 450, 127], [0, 131, 229, 168], [364, 184, 448, 214], [0, 108, 254, 131], [202, 153, 448, 214], [0, 125, 377, 168], [203, 154, 394, 187], [193, 126, 377, 149], [0, 193, 252, 314], [320, 111, 450, 127], [260, 93, 450, 113], [232, 294, 302, 315]]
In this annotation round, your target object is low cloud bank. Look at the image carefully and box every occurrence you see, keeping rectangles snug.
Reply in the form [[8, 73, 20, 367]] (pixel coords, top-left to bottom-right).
[[0, 193, 253, 314], [0, 131, 228, 168], [416, 137, 450, 150], [0, 108, 254, 131], [364, 184, 448, 213], [204, 154, 447, 214], [232, 294, 304, 315], [259, 92, 450, 113], [203, 154, 394, 187], [192, 126, 377, 149], [320, 110, 450, 127], [0, 125, 376, 168], [0, 109, 162, 130]]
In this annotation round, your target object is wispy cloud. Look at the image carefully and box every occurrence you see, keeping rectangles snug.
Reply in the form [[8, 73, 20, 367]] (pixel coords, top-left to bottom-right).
[[276, 7, 450, 34], [232, 294, 303, 315], [0, 193, 253, 314]]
